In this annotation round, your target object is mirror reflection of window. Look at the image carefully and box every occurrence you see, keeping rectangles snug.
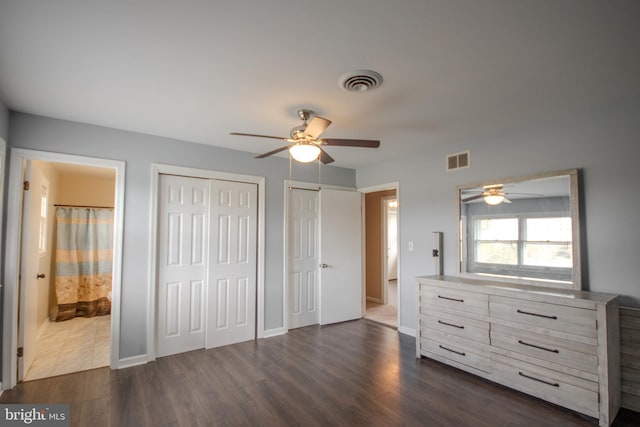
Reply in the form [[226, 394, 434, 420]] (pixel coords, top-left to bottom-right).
[[472, 216, 572, 269], [523, 217, 572, 268], [474, 218, 518, 265]]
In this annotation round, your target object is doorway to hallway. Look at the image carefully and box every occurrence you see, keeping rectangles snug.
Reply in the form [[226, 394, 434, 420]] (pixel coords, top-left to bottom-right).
[[363, 188, 399, 328]]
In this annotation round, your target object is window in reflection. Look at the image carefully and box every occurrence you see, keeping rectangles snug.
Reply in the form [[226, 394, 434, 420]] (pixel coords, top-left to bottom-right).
[[464, 197, 573, 282]]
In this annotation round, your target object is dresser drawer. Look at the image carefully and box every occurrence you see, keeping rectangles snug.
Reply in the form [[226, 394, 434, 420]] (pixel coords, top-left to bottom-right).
[[420, 311, 489, 344], [491, 353, 599, 418], [490, 324, 598, 374], [421, 336, 491, 373], [490, 295, 597, 338], [421, 285, 488, 316]]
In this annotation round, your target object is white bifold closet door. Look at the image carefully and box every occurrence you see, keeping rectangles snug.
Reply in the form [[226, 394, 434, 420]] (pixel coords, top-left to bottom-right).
[[157, 175, 257, 357], [206, 180, 257, 349], [288, 189, 320, 329], [287, 188, 363, 329], [318, 189, 362, 325]]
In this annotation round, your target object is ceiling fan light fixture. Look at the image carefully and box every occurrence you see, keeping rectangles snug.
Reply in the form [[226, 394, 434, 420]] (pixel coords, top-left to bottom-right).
[[289, 143, 320, 163], [484, 194, 505, 205]]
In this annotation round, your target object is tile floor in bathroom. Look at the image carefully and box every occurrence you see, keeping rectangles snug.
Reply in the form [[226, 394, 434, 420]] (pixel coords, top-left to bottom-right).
[[24, 314, 111, 381]]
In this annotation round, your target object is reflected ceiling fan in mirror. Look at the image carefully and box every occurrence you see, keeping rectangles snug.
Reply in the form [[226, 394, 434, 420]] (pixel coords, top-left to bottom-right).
[[462, 184, 511, 205], [461, 184, 542, 206], [230, 109, 380, 164]]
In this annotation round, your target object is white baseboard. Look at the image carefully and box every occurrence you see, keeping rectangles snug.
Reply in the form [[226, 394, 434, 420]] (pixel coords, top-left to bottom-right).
[[366, 296, 383, 304], [263, 327, 287, 338], [117, 354, 148, 369], [398, 326, 416, 337]]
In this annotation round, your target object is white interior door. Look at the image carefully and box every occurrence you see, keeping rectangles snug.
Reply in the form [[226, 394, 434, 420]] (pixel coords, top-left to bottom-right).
[[156, 175, 208, 357], [18, 161, 45, 380], [319, 189, 362, 325], [288, 189, 320, 329], [206, 180, 257, 349]]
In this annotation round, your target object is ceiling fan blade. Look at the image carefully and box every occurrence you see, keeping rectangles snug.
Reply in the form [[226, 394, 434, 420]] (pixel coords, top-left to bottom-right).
[[254, 145, 292, 159], [503, 197, 512, 204], [304, 117, 332, 140], [320, 138, 380, 148], [317, 146, 335, 164], [230, 132, 287, 141], [461, 194, 484, 203], [506, 192, 544, 197]]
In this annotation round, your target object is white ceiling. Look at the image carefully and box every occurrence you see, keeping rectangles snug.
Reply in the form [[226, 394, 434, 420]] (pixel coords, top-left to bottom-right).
[[1, 1, 639, 169]]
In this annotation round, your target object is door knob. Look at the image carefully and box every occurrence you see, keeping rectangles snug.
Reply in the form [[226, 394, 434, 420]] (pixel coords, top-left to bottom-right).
[[37, 273, 46, 279], [320, 263, 328, 269]]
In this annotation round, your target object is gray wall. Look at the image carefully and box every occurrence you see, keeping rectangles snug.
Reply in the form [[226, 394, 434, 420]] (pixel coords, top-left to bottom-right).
[[7, 112, 356, 358], [0, 99, 8, 141], [357, 95, 640, 332]]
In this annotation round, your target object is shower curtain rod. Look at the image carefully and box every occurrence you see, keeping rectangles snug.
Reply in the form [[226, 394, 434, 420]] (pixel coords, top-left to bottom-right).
[[54, 204, 113, 209]]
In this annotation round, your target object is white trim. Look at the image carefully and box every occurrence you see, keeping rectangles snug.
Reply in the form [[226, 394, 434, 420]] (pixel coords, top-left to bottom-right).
[[398, 326, 416, 337], [0, 138, 6, 287], [358, 182, 401, 330], [3, 148, 125, 390], [147, 163, 266, 362], [117, 354, 148, 369], [381, 195, 397, 305], [358, 182, 399, 194], [282, 181, 291, 333], [286, 179, 353, 192], [263, 327, 287, 338]]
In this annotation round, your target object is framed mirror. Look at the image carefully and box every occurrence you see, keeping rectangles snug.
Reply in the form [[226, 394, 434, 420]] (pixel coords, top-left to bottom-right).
[[457, 169, 581, 290]]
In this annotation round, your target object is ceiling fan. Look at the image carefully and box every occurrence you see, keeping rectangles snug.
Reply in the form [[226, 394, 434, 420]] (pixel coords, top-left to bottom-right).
[[462, 184, 542, 206], [462, 185, 512, 205], [230, 109, 380, 164]]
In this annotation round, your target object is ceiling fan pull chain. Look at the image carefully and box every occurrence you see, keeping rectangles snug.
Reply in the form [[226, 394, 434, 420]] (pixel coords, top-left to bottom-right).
[[289, 153, 293, 190], [318, 156, 322, 190]]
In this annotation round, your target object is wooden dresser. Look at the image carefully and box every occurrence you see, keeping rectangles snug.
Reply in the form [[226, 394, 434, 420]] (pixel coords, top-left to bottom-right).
[[416, 275, 620, 426]]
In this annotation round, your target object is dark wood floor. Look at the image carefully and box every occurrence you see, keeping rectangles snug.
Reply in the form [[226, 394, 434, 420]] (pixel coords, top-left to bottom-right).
[[2, 319, 639, 426]]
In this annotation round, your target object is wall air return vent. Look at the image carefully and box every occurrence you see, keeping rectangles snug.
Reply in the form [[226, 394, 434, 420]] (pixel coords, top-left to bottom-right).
[[446, 151, 470, 171]]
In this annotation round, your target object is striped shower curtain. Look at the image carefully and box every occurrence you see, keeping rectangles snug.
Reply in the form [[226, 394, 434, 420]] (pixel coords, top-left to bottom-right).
[[54, 207, 114, 321]]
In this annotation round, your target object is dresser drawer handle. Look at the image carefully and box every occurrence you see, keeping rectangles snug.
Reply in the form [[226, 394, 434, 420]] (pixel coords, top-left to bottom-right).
[[516, 309, 557, 320], [438, 320, 464, 329], [518, 371, 559, 388], [438, 295, 464, 303], [439, 345, 466, 356], [518, 340, 559, 354]]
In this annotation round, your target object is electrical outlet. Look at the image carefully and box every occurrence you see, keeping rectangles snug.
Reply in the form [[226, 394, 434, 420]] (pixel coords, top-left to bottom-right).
[[408, 241, 414, 252]]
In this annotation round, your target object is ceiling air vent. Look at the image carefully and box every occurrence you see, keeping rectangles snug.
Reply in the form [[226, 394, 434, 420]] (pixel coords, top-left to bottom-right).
[[339, 70, 383, 93], [447, 151, 470, 171]]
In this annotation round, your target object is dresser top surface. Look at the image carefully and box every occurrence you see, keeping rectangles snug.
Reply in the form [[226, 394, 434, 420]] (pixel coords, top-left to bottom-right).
[[417, 275, 618, 305]]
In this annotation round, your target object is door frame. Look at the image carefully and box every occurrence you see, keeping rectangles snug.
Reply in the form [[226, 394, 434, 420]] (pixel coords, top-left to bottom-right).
[[381, 195, 398, 305], [147, 163, 265, 361], [358, 182, 401, 329], [3, 148, 125, 389], [282, 180, 357, 333]]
